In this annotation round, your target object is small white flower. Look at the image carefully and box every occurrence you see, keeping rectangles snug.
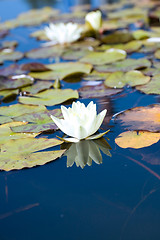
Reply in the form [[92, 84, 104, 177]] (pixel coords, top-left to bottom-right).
[[44, 22, 83, 46], [51, 101, 108, 142], [85, 10, 102, 31]]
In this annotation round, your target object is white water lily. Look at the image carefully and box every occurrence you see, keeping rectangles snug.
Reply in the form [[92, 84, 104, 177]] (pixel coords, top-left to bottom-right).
[[44, 22, 83, 46], [85, 10, 102, 31], [51, 101, 108, 142]]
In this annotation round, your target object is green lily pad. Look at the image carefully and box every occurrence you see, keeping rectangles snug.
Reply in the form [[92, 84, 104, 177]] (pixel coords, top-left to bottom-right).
[[19, 89, 79, 106], [142, 67, 160, 76], [78, 84, 122, 98], [30, 62, 92, 80], [26, 46, 64, 59], [101, 31, 133, 44], [62, 49, 91, 61], [0, 7, 59, 30], [155, 49, 160, 59], [0, 75, 33, 90], [107, 7, 147, 20], [0, 116, 13, 125], [21, 80, 53, 94], [0, 50, 23, 64], [95, 59, 151, 72], [136, 74, 160, 94], [80, 49, 126, 65], [0, 104, 46, 118], [0, 89, 18, 101], [83, 70, 110, 81], [11, 109, 62, 133], [0, 122, 39, 145], [132, 30, 152, 40], [0, 137, 65, 171], [70, 39, 100, 50], [104, 70, 150, 88]]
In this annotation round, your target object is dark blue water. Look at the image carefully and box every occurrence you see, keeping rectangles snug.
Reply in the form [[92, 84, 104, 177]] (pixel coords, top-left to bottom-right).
[[0, 1, 160, 240]]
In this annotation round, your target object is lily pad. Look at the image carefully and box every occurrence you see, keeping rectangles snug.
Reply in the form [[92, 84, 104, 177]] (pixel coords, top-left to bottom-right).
[[0, 122, 39, 145], [95, 59, 151, 72], [104, 70, 150, 88], [21, 62, 50, 72], [115, 131, 160, 149], [30, 62, 92, 80], [0, 64, 25, 76], [0, 137, 65, 171], [26, 46, 64, 59], [116, 104, 160, 132], [101, 31, 133, 44], [0, 50, 23, 64], [0, 89, 18, 101], [83, 70, 110, 81], [154, 49, 160, 59], [136, 74, 160, 94], [11, 109, 62, 133], [0, 104, 46, 118], [78, 84, 122, 98], [80, 49, 126, 65], [21, 80, 53, 94], [62, 49, 91, 61], [0, 116, 13, 125], [0, 75, 33, 90], [19, 89, 79, 106]]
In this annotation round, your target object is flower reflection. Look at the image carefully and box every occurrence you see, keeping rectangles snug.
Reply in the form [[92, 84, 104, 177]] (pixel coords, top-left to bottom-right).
[[62, 138, 111, 168]]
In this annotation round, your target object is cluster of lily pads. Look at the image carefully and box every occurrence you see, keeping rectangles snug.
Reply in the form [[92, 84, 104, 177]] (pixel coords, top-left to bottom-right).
[[0, 0, 160, 170]]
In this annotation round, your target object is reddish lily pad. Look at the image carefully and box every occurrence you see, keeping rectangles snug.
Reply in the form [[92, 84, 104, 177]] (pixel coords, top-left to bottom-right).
[[78, 84, 122, 98], [116, 104, 160, 132], [0, 64, 25, 76], [11, 109, 62, 133], [0, 75, 33, 90], [21, 62, 50, 72], [19, 89, 79, 106]]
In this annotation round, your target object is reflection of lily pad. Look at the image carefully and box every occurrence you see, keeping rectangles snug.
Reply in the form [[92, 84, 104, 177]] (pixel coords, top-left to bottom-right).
[[80, 49, 126, 65], [30, 62, 92, 80], [115, 131, 160, 149], [95, 59, 151, 72], [12, 109, 62, 133], [19, 89, 79, 106], [116, 104, 160, 132], [0, 137, 65, 171], [0, 122, 39, 145], [136, 74, 160, 94], [104, 70, 150, 88], [0, 104, 46, 118], [79, 84, 122, 98]]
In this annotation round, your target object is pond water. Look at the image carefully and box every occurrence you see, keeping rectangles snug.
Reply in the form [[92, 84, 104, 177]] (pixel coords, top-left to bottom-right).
[[0, 0, 160, 240]]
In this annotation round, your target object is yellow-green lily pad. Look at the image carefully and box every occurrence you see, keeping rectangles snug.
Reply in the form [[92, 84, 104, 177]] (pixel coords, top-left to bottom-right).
[[101, 31, 133, 44], [0, 50, 23, 64], [29, 62, 92, 80], [80, 49, 126, 65], [19, 89, 79, 106], [0, 89, 18, 101], [104, 70, 150, 88], [95, 58, 151, 72], [21, 80, 53, 94], [0, 137, 65, 171], [136, 74, 160, 94], [26, 46, 64, 59]]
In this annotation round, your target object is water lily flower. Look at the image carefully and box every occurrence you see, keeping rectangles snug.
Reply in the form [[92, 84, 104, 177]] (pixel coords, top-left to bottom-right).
[[51, 101, 108, 142], [44, 22, 83, 46], [65, 138, 111, 168], [85, 10, 102, 31]]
